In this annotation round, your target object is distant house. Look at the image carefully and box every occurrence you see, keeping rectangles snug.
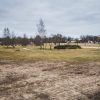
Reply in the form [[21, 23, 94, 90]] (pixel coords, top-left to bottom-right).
[[71, 40, 76, 43]]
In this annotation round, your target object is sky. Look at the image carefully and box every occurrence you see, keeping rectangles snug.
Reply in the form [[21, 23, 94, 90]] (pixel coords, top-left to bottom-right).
[[0, 0, 100, 38]]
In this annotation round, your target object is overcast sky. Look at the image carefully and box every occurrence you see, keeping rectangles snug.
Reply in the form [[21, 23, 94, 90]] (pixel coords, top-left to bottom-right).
[[0, 0, 100, 37]]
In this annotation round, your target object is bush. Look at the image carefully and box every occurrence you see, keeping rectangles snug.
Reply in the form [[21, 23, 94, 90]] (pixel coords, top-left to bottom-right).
[[54, 45, 81, 49]]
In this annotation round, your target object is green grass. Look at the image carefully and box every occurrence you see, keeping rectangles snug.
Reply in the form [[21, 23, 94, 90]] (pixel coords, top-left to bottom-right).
[[0, 45, 100, 62]]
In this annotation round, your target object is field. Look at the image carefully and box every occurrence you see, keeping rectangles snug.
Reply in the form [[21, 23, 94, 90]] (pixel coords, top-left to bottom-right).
[[0, 44, 100, 62], [0, 45, 100, 100]]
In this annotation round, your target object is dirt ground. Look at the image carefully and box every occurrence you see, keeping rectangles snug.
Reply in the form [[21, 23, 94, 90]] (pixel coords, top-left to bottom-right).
[[0, 61, 100, 100]]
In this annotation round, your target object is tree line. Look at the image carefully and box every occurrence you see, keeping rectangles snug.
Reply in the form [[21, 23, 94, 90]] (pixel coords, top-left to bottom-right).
[[0, 28, 100, 48], [0, 27, 70, 49], [0, 19, 100, 49]]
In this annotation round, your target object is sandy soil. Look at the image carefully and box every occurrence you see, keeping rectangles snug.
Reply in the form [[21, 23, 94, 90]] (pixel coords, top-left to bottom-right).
[[0, 61, 100, 100]]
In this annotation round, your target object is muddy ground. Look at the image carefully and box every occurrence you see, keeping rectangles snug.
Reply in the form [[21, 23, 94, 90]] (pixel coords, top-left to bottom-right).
[[0, 61, 100, 100]]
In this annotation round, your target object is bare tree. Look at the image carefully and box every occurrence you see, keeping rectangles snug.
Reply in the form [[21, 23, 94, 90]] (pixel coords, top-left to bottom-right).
[[37, 19, 46, 49], [34, 35, 42, 46], [11, 32, 16, 48], [3, 28, 11, 47], [21, 34, 29, 46], [52, 34, 64, 46], [75, 38, 79, 46], [48, 37, 53, 50]]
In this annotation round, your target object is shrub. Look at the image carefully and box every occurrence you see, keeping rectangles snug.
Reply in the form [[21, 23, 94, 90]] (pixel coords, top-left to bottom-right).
[[54, 45, 66, 49], [54, 45, 81, 49]]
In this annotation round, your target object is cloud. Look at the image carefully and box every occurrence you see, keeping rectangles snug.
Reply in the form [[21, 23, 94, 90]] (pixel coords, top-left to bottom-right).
[[0, 0, 100, 37]]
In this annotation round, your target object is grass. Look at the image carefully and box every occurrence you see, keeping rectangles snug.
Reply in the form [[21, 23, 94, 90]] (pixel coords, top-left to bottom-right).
[[0, 45, 100, 62]]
